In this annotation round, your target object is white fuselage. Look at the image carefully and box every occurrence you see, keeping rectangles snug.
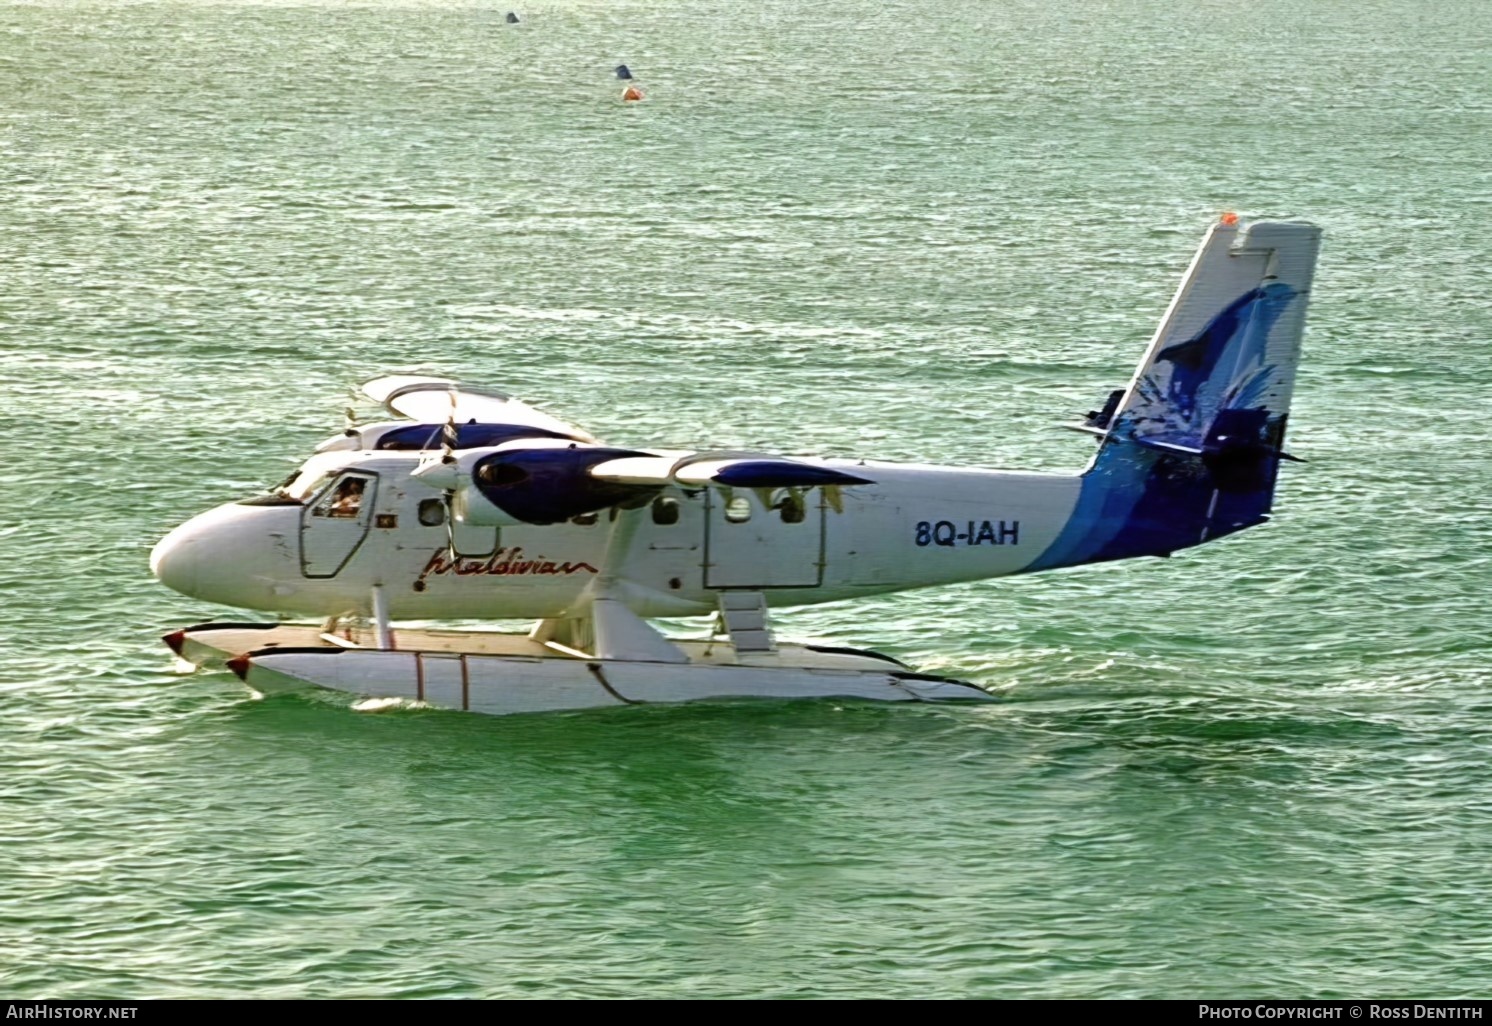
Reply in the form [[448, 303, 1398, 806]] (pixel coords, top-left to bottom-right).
[[151, 450, 1085, 620], [148, 219, 1321, 716]]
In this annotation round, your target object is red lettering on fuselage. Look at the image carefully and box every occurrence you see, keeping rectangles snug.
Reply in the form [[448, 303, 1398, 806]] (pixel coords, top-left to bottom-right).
[[416, 547, 599, 585]]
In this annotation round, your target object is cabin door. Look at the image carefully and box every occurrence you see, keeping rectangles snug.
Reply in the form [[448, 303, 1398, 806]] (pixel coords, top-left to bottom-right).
[[301, 471, 378, 578], [704, 489, 823, 589]]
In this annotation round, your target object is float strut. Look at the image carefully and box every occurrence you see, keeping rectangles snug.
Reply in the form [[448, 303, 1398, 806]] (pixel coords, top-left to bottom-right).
[[370, 584, 392, 650]]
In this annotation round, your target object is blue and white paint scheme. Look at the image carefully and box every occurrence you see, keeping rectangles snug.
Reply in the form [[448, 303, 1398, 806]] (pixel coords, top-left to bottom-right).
[[152, 217, 1322, 715]]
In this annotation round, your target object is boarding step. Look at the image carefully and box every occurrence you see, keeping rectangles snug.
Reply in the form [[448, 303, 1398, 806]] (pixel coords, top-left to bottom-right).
[[715, 590, 777, 654]]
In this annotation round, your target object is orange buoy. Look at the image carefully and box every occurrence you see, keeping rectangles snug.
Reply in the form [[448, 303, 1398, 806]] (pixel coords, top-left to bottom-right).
[[1220, 211, 1239, 226], [622, 85, 644, 102]]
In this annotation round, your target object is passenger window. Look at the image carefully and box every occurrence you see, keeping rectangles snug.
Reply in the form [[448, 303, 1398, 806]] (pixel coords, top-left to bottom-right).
[[652, 497, 680, 525], [418, 498, 446, 527]]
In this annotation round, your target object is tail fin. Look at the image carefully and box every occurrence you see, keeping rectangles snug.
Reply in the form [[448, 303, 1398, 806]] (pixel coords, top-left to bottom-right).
[[1114, 217, 1321, 458], [1035, 217, 1322, 570]]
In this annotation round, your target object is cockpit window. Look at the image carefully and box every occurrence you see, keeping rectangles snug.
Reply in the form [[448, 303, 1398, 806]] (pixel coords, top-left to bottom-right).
[[317, 477, 362, 519], [311, 473, 375, 520]]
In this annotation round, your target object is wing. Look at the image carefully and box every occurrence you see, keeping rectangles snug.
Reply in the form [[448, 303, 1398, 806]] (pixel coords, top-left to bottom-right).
[[360, 375, 599, 444], [409, 445, 875, 526], [588, 452, 872, 489], [587, 452, 872, 515]]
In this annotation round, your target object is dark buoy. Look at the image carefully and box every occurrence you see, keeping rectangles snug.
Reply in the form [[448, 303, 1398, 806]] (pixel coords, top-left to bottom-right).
[[505, 11, 519, 23], [615, 64, 634, 80]]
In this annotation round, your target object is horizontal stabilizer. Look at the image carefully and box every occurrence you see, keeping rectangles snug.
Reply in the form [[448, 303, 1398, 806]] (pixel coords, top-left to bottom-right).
[[1130, 435, 1206, 458], [1128, 425, 1304, 465]]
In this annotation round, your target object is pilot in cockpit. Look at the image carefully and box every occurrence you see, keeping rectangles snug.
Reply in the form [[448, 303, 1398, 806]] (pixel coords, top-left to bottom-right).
[[327, 478, 365, 518]]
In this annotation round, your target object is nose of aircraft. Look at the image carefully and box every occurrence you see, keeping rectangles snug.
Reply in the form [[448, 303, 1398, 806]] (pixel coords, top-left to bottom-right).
[[151, 502, 302, 609]]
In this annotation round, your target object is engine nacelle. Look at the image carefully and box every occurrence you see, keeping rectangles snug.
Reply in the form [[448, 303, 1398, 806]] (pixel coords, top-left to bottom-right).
[[449, 446, 660, 526], [448, 481, 530, 527]]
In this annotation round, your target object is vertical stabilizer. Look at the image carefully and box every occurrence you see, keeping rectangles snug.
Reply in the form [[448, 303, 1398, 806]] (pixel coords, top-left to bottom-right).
[[1033, 218, 1322, 571], [1114, 218, 1322, 453]]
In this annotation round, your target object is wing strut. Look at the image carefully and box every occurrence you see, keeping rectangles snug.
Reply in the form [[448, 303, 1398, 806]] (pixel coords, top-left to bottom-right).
[[529, 506, 688, 664]]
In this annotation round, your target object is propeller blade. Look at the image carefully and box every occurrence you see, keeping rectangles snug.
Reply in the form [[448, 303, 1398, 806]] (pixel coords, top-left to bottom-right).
[[411, 455, 461, 490], [441, 388, 459, 462], [441, 389, 460, 559], [443, 488, 457, 559]]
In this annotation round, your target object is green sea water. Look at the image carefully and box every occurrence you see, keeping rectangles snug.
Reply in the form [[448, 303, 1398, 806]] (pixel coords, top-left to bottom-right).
[[3, 0, 1491, 999]]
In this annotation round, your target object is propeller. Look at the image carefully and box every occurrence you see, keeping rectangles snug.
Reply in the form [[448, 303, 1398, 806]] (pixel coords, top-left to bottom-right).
[[440, 387, 459, 462], [409, 388, 464, 558], [439, 388, 459, 558]]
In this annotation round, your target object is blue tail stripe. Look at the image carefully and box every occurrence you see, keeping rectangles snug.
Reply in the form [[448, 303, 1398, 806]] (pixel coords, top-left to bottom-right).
[[1029, 283, 1299, 571], [1137, 282, 1297, 445]]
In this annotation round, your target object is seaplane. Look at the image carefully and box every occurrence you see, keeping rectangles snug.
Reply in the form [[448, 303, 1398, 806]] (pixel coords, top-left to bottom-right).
[[152, 215, 1322, 716]]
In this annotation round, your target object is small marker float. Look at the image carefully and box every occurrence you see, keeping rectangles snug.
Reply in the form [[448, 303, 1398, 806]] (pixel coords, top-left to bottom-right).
[[616, 64, 644, 101]]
